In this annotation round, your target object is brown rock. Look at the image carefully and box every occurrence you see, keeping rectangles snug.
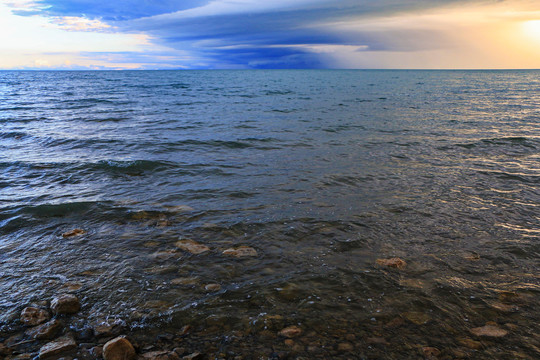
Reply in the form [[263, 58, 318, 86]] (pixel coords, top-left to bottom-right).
[[337, 343, 354, 352], [422, 346, 441, 358], [20, 307, 50, 326], [366, 337, 389, 345], [62, 229, 86, 238], [178, 325, 192, 336], [103, 336, 136, 360], [38, 336, 77, 359], [470, 324, 508, 337], [376, 257, 406, 269], [140, 350, 180, 360], [284, 339, 295, 347], [51, 294, 81, 315], [222, 246, 258, 258], [25, 318, 62, 339], [278, 326, 302, 338], [93, 319, 126, 337], [175, 239, 210, 254], [171, 277, 199, 286], [458, 338, 482, 349], [403, 311, 431, 325], [204, 283, 221, 292]]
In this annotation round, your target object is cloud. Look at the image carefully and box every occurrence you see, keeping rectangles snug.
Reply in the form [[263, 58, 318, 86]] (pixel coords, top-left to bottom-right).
[[3, 0, 540, 68]]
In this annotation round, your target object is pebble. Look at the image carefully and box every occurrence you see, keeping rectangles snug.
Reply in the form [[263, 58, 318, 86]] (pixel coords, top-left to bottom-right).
[[402, 311, 431, 325], [140, 350, 181, 360], [93, 319, 126, 337], [20, 307, 50, 326], [470, 323, 508, 337], [175, 239, 210, 254], [422, 347, 441, 358], [171, 277, 199, 286], [62, 229, 86, 238], [51, 294, 81, 315], [39, 336, 77, 359], [337, 343, 354, 352], [25, 318, 62, 340], [278, 326, 302, 338], [222, 246, 258, 258], [204, 283, 222, 292], [458, 338, 483, 349], [376, 257, 407, 269], [103, 336, 136, 360]]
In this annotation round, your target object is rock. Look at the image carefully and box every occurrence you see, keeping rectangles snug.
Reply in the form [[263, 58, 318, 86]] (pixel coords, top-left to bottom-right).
[[25, 318, 62, 340], [278, 326, 302, 338], [222, 246, 258, 258], [178, 325, 192, 336], [38, 336, 77, 359], [175, 239, 210, 254], [470, 324, 508, 337], [489, 302, 518, 312], [376, 257, 406, 269], [458, 338, 482, 349], [103, 336, 136, 360], [284, 339, 295, 346], [402, 311, 431, 325], [422, 347, 441, 358], [166, 205, 194, 213], [20, 307, 50, 326], [140, 351, 180, 360], [61, 282, 83, 292], [51, 294, 81, 315], [337, 343, 354, 352], [90, 346, 103, 358], [366, 337, 389, 345], [62, 229, 86, 238], [93, 319, 126, 337], [171, 277, 199, 286], [151, 250, 180, 260], [182, 353, 203, 360], [204, 283, 221, 292]]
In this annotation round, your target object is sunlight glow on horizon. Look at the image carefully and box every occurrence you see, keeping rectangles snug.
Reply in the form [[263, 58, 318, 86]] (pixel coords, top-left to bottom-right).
[[0, 0, 539, 69]]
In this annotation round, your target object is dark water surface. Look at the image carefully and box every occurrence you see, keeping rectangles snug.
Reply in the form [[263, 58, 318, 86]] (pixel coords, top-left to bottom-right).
[[1, 70, 539, 359]]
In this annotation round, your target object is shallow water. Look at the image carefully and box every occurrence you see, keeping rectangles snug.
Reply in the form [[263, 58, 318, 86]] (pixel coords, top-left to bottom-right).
[[1, 70, 539, 358]]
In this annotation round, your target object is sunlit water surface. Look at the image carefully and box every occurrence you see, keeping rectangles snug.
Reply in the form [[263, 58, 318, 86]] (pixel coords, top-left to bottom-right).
[[1, 70, 539, 358]]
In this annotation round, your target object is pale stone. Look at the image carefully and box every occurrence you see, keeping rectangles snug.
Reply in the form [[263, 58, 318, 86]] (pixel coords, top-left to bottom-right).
[[376, 257, 406, 269], [171, 277, 199, 285], [140, 350, 180, 360], [175, 239, 210, 254], [51, 294, 80, 315], [222, 246, 258, 258], [470, 324, 508, 337], [278, 326, 302, 338], [38, 336, 76, 359], [204, 283, 221, 292], [20, 307, 50, 326], [103, 336, 136, 360]]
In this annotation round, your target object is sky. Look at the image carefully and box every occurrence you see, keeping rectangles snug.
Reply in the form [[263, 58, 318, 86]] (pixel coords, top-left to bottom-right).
[[0, 0, 539, 69]]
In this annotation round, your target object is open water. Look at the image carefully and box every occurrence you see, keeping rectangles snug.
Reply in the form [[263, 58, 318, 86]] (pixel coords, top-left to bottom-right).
[[0, 70, 539, 359]]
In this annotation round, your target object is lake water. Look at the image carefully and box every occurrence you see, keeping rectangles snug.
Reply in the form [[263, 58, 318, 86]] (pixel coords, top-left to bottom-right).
[[1, 70, 539, 358]]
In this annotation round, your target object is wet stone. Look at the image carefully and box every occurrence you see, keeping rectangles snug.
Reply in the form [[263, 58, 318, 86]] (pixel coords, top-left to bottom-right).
[[470, 324, 508, 337], [93, 319, 126, 337], [103, 336, 136, 360], [140, 350, 181, 360], [422, 347, 441, 358], [182, 353, 203, 360], [376, 257, 407, 269], [62, 229, 86, 238], [175, 239, 210, 254], [25, 318, 62, 340], [278, 326, 302, 338], [204, 283, 222, 292], [366, 337, 389, 345], [171, 277, 199, 286], [39, 336, 77, 359], [20, 307, 50, 326], [402, 311, 431, 325], [337, 343, 354, 352], [458, 338, 483, 349], [222, 246, 258, 258], [51, 294, 81, 315]]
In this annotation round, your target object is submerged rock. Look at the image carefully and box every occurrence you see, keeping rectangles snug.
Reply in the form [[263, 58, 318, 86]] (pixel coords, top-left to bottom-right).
[[337, 343, 354, 352], [222, 246, 258, 258], [51, 294, 81, 315], [422, 347, 441, 358], [402, 311, 431, 325], [376, 257, 407, 269], [38, 336, 77, 359], [103, 336, 136, 360], [175, 239, 210, 254], [204, 283, 222, 292], [278, 326, 302, 338], [171, 277, 199, 286], [25, 318, 62, 340], [140, 350, 181, 360], [470, 324, 508, 337], [62, 229, 86, 238], [20, 307, 50, 326]]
